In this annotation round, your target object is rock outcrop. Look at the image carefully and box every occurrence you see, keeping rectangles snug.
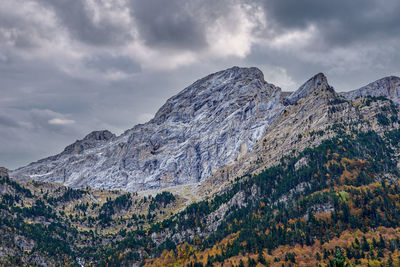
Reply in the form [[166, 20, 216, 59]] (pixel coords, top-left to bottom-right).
[[61, 130, 115, 156], [284, 72, 332, 105], [341, 76, 400, 103], [0, 167, 8, 178]]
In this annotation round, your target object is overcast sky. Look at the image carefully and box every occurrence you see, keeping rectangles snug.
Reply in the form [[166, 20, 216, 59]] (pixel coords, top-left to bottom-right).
[[1, 0, 400, 169]]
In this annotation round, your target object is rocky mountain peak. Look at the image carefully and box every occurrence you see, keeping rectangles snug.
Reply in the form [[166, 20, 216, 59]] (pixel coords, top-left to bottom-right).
[[285, 72, 331, 105], [83, 130, 115, 141], [341, 75, 400, 104], [61, 130, 115, 155], [152, 66, 275, 124]]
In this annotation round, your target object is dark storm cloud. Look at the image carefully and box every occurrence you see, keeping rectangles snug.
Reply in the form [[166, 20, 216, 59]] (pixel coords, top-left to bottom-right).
[[37, 0, 133, 46], [130, 0, 217, 51], [253, 0, 400, 92], [259, 0, 400, 46], [130, 0, 207, 50], [129, 0, 243, 51]]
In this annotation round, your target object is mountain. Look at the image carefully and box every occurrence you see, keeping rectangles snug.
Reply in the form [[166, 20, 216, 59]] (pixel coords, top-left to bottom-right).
[[11, 67, 284, 192], [3, 67, 400, 266], [195, 72, 336, 197], [10, 69, 400, 195], [139, 72, 400, 266], [284, 72, 332, 105], [341, 76, 400, 103]]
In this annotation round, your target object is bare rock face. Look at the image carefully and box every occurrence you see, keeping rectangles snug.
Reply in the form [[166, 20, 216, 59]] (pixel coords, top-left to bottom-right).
[[11, 67, 284, 191], [341, 76, 400, 103], [61, 130, 116, 155], [0, 167, 8, 178], [284, 72, 332, 105]]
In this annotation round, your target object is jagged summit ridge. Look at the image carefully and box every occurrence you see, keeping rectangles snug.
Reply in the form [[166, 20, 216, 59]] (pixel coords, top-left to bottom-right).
[[152, 66, 274, 124], [82, 130, 115, 141], [11, 66, 284, 191], [61, 130, 115, 155], [341, 76, 400, 103], [285, 72, 330, 105]]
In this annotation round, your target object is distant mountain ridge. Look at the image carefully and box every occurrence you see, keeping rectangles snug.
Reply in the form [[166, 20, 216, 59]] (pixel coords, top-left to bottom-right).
[[341, 76, 400, 103], [10, 67, 400, 193]]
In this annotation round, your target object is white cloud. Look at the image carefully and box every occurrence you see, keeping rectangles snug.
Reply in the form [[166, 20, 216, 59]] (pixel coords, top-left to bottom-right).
[[267, 24, 317, 50], [206, 3, 261, 58], [260, 65, 296, 90], [48, 118, 76, 125]]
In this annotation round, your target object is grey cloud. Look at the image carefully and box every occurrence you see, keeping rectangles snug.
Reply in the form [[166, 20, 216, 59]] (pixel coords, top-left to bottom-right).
[[0, 53, 93, 114], [0, 6, 52, 50], [85, 53, 141, 74], [37, 0, 134, 46], [130, 0, 207, 50], [28, 109, 74, 132], [0, 114, 20, 128], [129, 0, 244, 51], [0, 107, 82, 168], [259, 0, 400, 46]]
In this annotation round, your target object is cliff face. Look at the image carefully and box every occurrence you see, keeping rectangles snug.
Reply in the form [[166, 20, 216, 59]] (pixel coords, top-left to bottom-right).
[[11, 67, 284, 191]]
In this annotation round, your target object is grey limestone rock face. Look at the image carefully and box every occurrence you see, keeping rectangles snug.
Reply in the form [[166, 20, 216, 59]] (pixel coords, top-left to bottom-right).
[[11, 67, 284, 191], [61, 130, 116, 155], [285, 72, 331, 105], [341, 76, 400, 103]]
